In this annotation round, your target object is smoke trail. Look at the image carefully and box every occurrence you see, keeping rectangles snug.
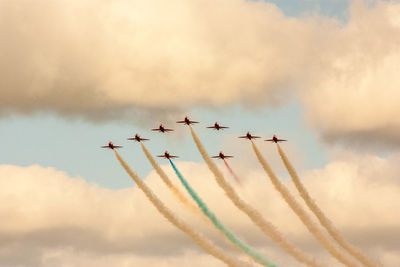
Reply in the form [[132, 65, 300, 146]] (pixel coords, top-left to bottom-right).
[[168, 159, 278, 267], [251, 142, 359, 267], [189, 126, 321, 267], [223, 159, 241, 185], [276, 144, 380, 267], [141, 143, 253, 262], [141, 143, 198, 213], [114, 150, 249, 267]]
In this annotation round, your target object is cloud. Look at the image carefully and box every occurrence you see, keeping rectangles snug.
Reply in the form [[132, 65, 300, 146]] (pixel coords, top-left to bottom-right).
[[2, 0, 400, 147], [0, 0, 315, 121], [1, 149, 399, 266], [303, 0, 400, 147]]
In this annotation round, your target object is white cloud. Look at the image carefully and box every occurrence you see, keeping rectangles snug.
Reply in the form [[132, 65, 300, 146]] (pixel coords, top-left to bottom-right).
[[303, 0, 400, 147], [1, 149, 399, 266], [0, 0, 315, 120], [2, 0, 400, 147]]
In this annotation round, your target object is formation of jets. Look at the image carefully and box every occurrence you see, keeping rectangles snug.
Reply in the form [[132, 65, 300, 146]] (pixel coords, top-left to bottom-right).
[[102, 117, 288, 159]]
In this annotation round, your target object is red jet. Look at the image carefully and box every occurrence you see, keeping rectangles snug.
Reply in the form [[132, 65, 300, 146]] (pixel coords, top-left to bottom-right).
[[238, 132, 261, 140], [127, 134, 149, 142], [101, 141, 123, 150], [152, 124, 174, 133], [265, 135, 287, 143], [177, 116, 199, 125], [157, 151, 179, 159], [212, 151, 233, 160], [207, 122, 229, 130]]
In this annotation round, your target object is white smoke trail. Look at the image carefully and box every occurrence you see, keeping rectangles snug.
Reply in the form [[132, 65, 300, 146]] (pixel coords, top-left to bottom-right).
[[140, 143, 256, 264], [169, 159, 277, 267], [141, 143, 198, 213], [251, 142, 359, 267], [189, 126, 321, 267], [276, 144, 380, 267], [114, 150, 250, 267]]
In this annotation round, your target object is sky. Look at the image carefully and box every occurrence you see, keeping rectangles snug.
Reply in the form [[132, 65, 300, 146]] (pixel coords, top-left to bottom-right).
[[1, 0, 400, 266]]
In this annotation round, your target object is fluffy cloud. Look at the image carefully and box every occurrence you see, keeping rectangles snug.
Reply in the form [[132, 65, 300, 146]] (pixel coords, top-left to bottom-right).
[[303, 0, 400, 147], [1, 149, 399, 266], [0, 0, 314, 120], [2, 0, 400, 147]]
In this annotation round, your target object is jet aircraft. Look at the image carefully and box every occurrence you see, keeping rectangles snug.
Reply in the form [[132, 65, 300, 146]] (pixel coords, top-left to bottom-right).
[[238, 132, 261, 140], [151, 124, 174, 133], [212, 151, 234, 159], [127, 134, 149, 142], [207, 122, 229, 130], [157, 151, 179, 159], [177, 116, 199, 125], [265, 135, 287, 143], [101, 142, 122, 150]]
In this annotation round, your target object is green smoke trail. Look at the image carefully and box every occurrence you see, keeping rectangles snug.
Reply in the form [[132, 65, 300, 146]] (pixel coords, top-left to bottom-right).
[[141, 143, 199, 213], [168, 159, 279, 267], [141, 143, 253, 261], [113, 151, 248, 267]]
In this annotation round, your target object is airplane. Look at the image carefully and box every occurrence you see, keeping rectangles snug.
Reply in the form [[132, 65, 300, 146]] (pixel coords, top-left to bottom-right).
[[157, 151, 179, 159], [207, 122, 229, 130], [151, 124, 174, 133], [127, 134, 149, 142], [176, 116, 199, 125], [212, 151, 234, 160], [238, 132, 261, 140], [265, 135, 287, 143], [101, 141, 123, 150]]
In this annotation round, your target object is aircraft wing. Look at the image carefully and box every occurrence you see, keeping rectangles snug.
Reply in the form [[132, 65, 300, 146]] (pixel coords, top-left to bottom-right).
[[101, 146, 109, 148], [220, 126, 229, 129], [151, 128, 161, 131], [277, 139, 287, 142], [190, 121, 199, 124], [176, 120, 185, 123], [141, 138, 150, 141], [156, 155, 165, 158], [114, 146, 123, 148], [169, 155, 179, 158], [164, 129, 174, 132], [238, 136, 247, 138], [224, 155, 233, 158], [127, 137, 135, 140], [206, 126, 215, 128], [211, 156, 220, 158], [265, 139, 274, 142], [252, 136, 261, 139]]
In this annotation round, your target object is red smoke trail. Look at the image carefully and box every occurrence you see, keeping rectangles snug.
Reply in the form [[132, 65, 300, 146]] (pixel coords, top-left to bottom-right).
[[223, 159, 241, 185], [189, 126, 321, 267], [141, 143, 255, 262]]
